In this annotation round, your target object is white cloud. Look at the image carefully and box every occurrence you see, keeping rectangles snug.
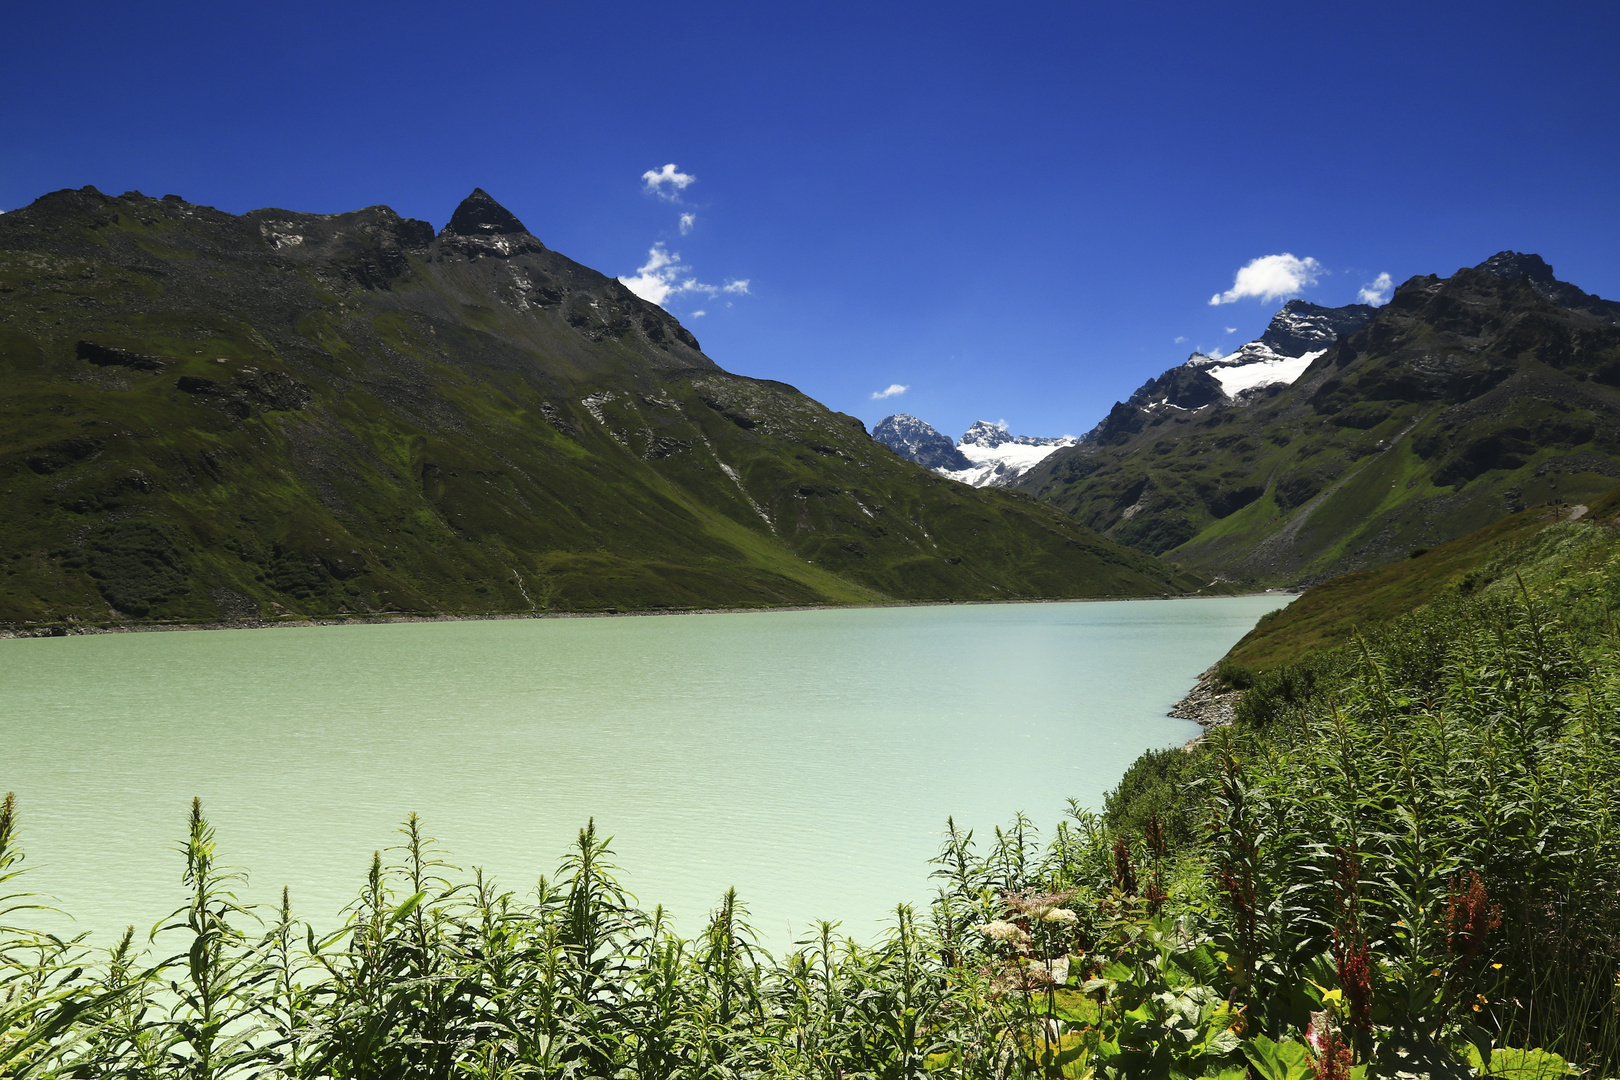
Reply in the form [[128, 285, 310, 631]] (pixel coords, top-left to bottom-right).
[[642, 163, 696, 201], [1225, 327, 1238, 334], [1205, 347, 1227, 360], [1357, 272, 1394, 306], [871, 383, 909, 400], [1209, 253, 1323, 305], [679, 212, 696, 235], [691, 310, 706, 317], [1174, 335, 1187, 344], [619, 244, 683, 305], [618, 244, 751, 309]]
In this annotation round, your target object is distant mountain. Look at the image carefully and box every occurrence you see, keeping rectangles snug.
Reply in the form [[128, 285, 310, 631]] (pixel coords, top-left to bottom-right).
[[944, 421, 1078, 487], [0, 186, 1210, 629], [1019, 253, 1620, 583], [871, 414, 972, 471], [874, 416, 1076, 488], [1086, 300, 1379, 441]]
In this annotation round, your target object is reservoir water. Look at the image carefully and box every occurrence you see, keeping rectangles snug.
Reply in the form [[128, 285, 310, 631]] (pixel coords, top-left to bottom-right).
[[1, 596, 1287, 950]]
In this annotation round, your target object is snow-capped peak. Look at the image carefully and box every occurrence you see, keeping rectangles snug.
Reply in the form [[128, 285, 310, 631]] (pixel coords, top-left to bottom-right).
[[873, 416, 1075, 488], [960, 420, 1012, 448], [1181, 300, 1376, 398]]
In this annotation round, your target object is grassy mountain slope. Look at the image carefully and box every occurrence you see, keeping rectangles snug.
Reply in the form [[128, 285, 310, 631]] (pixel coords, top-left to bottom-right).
[[1018, 255, 1620, 585], [1224, 485, 1620, 670], [0, 186, 1205, 629]]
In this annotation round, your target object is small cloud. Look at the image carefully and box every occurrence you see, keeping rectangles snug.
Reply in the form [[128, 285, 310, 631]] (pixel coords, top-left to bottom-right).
[[1225, 327, 1238, 334], [620, 244, 682, 305], [871, 383, 909, 400], [1174, 335, 1187, 344], [1210, 253, 1323, 305], [1357, 272, 1394, 306], [679, 212, 696, 235], [618, 244, 751, 309], [995, 419, 1009, 431], [691, 310, 706, 317], [642, 163, 696, 201], [1205, 347, 1227, 361]]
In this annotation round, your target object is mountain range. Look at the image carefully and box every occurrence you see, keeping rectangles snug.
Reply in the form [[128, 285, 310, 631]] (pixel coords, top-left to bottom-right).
[[5, 182, 1615, 627], [872, 416, 1076, 487], [0, 186, 1212, 629], [1016, 252, 1620, 583]]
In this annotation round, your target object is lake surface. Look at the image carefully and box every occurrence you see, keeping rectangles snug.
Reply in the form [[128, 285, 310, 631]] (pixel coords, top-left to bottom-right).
[[1, 596, 1288, 950]]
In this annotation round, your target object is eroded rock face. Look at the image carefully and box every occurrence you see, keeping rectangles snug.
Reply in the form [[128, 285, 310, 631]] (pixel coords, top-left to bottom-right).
[[176, 369, 313, 418]]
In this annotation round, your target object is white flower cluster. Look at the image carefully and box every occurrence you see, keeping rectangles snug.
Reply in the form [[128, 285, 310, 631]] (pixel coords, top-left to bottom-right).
[[975, 920, 1030, 945]]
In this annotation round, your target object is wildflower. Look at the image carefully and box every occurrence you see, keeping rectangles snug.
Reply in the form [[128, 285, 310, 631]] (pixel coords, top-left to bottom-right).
[[1332, 928, 1373, 1032], [976, 920, 1029, 946], [1305, 1011, 1355, 1080], [1444, 871, 1503, 961], [1005, 889, 1075, 922], [1041, 907, 1078, 924], [1111, 837, 1138, 895]]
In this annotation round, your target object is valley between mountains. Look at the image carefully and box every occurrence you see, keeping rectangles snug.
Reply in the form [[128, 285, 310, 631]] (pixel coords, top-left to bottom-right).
[[5, 184, 1618, 631], [879, 253, 1620, 587]]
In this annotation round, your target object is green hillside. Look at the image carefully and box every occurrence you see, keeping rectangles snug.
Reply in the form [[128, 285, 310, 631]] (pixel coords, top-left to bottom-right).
[[0, 186, 1210, 630], [1018, 255, 1620, 585]]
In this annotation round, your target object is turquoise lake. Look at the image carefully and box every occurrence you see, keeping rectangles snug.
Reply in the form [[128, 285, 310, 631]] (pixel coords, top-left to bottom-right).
[[1, 596, 1288, 950]]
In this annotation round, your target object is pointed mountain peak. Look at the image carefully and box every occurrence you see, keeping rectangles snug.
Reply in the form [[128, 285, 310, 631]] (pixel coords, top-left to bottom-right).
[[445, 188, 529, 237], [961, 420, 1013, 448], [1477, 251, 1556, 284]]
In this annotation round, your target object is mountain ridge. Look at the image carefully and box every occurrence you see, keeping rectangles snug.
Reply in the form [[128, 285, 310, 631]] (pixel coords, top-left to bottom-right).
[[1018, 252, 1620, 583], [873, 416, 1076, 488], [0, 185, 1212, 627]]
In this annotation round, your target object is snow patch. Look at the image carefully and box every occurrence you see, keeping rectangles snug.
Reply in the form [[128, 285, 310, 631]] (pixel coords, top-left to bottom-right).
[[939, 430, 1077, 487], [1203, 347, 1325, 396]]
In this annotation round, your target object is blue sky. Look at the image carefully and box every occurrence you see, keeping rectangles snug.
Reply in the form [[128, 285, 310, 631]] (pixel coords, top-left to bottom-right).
[[4, 1, 1616, 440]]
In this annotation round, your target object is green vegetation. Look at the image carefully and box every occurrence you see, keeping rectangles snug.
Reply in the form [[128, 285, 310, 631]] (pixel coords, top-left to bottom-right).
[[0, 187, 1211, 632], [6, 513, 1618, 1076], [1019, 264, 1620, 586], [1226, 487, 1620, 671]]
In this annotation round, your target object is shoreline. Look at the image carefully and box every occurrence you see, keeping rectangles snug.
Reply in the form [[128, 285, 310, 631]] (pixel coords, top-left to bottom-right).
[[1169, 665, 1244, 748], [0, 590, 1292, 640]]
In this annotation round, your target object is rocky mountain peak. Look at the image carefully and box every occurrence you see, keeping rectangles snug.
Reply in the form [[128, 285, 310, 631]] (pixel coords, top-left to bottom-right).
[[961, 420, 1013, 448], [872, 414, 973, 471], [1259, 299, 1378, 356], [1477, 251, 1556, 285], [445, 188, 530, 238], [1474, 250, 1620, 323]]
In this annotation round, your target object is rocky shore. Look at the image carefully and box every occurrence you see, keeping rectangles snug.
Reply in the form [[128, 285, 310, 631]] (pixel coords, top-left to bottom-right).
[[1170, 666, 1242, 746]]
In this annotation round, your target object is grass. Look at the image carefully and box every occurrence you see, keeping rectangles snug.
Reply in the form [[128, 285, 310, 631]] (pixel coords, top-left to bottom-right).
[[1017, 267, 1620, 587], [1226, 486, 1620, 670], [0, 188, 1211, 630], [5, 510, 1620, 1077]]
